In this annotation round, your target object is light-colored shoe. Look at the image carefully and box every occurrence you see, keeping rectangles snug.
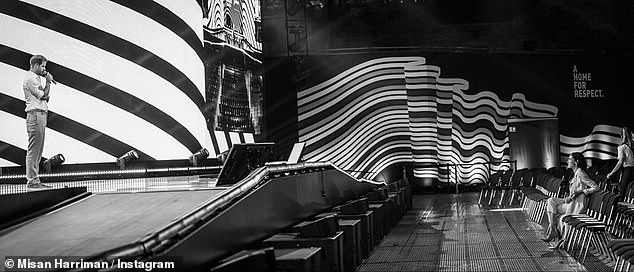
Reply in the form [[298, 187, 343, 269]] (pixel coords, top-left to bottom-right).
[[27, 183, 52, 190]]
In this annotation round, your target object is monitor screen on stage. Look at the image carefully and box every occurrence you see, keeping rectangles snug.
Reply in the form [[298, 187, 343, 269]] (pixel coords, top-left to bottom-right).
[[287, 142, 305, 164], [216, 143, 274, 186]]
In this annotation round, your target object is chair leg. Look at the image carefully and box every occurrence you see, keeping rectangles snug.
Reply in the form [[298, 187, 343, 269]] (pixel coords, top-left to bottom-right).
[[595, 232, 608, 260], [478, 189, 484, 205], [572, 229, 586, 259], [576, 228, 588, 258], [565, 225, 576, 252], [581, 231, 595, 263], [488, 190, 496, 206], [498, 190, 506, 206]]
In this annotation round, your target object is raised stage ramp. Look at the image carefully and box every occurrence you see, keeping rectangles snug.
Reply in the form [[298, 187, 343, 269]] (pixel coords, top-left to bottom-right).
[[0, 162, 377, 271], [0, 189, 226, 257]]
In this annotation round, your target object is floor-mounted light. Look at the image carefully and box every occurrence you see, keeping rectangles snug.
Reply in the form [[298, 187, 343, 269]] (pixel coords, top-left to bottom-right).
[[117, 150, 138, 169], [42, 154, 65, 173], [189, 148, 209, 167]]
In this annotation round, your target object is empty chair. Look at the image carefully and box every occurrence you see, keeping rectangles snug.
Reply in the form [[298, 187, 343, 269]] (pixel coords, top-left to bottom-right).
[[609, 239, 634, 272], [499, 168, 527, 206], [479, 171, 501, 205], [489, 170, 512, 206]]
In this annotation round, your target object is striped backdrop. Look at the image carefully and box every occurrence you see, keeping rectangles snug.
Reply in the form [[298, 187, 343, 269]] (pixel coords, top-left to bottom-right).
[[0, 0, 254, 168], [298, 56, 621, 184], [560, 125, 621, 162]]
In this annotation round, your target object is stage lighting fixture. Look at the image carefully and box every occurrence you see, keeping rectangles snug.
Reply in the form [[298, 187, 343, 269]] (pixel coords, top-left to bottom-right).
[[116, 150, 138, 169], [42, 154, 65, 173], [217, 150, 230, 164], [189, 148, 209, 167]]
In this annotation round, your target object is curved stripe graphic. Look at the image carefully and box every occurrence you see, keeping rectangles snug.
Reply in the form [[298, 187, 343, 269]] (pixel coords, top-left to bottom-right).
[[0, 157, 19, 167], [0, 94, 153, 160], [0, 141, 41, 166], [0, 111, 117, 164], [560, 124, 621, 161], [0, 48, 203, 155], [0, 1, 205, 108], [111, 0, 204, 60], [298, 56, 559, 184], [0, 1, 255, 167], [154, 0, 205, 42], [0, 63, 191, 158], [22, 0, 204, 91]]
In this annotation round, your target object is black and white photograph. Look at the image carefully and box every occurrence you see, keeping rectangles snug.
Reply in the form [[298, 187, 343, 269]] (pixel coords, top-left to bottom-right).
[[1, 0, 633, 271]]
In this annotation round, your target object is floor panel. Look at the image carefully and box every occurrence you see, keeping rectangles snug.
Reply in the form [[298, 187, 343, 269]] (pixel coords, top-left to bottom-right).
[[358, 192, 612, 272]]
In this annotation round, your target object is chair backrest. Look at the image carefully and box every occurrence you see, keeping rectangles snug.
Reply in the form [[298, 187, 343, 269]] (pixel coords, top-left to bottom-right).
[[587, 164, 600, 179], [521, 169, 535, 187], [500, 170, 513, 185], [535, 172, 548, 189], [600, 192, 620, 223], [553, 167, 567, 180], [563, 168, 574, 182], [510, 168, 527, 186], [591, 174, 606, 190], [598, 160, 617, 176], [488, 172, 501, 186], [623, 181, 634, 203], [587, 190, 609, 217], [548, 176, 563, 197]]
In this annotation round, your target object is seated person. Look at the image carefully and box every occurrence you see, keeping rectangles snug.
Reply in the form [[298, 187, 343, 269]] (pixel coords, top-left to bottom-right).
[[542, 152, 599, 246]]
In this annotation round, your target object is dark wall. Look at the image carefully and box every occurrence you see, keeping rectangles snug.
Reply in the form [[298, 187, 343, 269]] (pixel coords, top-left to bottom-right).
[[263, 58, 299, 159], [267, 51, 634, 138], [417, 52, 633, 136], [263, 0, 634, 55], [264, 50, 632, 182]]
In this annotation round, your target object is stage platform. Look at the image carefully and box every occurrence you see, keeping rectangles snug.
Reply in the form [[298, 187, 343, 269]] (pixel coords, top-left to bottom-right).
[[0, 175, 218, 195], [0, 162, 375, 270], [358, 192, 613, 272], [0, 188, 226, 257]]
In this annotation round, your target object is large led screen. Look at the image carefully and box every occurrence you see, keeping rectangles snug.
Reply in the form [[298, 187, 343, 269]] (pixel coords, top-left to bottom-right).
[[0, 0, 260, 167], [203, 0, 263, 135]]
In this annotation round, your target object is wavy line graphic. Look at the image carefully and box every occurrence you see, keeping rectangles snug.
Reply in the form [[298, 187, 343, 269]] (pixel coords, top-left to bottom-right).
[[559, 125, 621, 161], [298, 56, 564, 184]]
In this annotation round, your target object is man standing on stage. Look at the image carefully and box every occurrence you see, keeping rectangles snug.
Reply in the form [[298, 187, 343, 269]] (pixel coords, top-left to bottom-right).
[[23, 54, 54, 189]]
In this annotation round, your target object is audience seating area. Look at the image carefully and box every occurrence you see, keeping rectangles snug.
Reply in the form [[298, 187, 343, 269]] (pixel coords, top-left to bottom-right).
[[561, 190, 619, 263], [479, 159, 634, 271], [608, 181, 634, 272]]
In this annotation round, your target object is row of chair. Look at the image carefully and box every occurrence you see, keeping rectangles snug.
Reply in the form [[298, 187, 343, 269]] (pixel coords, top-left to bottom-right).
[[521, 172, 564, 223], [490, 161, 634, 270], [481, 162, 622, 209], [559, 190, 620, 264], [608, 239, 634, 272], [479, 167, 566, 207], [606, 181, 634, 272], [479, 168, 526, 206], [609, 182, 634, 239], [592, 159, 634, 270]]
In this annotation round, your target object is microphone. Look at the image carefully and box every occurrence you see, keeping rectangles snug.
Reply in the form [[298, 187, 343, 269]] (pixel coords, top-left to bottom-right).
[[44, 71, 57, 84]]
